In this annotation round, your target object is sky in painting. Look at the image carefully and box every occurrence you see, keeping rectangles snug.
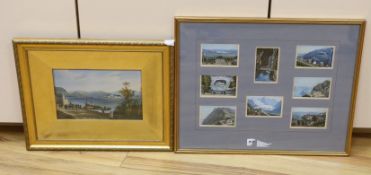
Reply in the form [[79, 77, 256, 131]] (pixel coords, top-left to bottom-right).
[[292, 107, 327, 113], [296, 45, 334, 55], [53, 70, 141, 92], [202, 44, 238, 51], [294, 77, 331, 88]]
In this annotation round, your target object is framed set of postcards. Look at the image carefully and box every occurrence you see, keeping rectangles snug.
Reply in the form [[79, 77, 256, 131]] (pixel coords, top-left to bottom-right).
[[14, 39, 172, 151], [174, 17, 366, 155]]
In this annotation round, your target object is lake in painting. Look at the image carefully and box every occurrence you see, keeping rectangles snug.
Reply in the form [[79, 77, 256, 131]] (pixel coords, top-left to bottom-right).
[[53, 70, 142, 120]]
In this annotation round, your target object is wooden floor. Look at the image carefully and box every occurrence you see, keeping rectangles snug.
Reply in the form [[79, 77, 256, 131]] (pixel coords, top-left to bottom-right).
[[1, 129, 371, 175]]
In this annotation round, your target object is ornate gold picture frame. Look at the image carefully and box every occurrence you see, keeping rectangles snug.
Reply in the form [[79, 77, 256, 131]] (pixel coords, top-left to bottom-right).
[[14, 39, 172, 151], [174, 17, 366, 155]]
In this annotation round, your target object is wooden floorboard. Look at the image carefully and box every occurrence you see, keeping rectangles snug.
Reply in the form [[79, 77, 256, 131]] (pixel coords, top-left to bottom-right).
[[0, 130, 371, 175]]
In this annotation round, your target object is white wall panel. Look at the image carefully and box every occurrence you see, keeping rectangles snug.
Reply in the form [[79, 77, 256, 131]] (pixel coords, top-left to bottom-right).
[[1, 0, 369, 128], [272, 0, 371, 128], [78, 0, 269, 40], [0, 0, 77, 123]]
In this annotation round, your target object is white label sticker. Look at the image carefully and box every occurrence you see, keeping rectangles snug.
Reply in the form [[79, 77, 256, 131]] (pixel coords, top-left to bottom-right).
[[246, 138, 272, 148], [164, 39, 174, 46]]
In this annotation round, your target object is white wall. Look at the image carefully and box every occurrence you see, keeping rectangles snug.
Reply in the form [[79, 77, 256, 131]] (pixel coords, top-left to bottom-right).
[[78, 0, 269, 39], [0, 0, 369, 128], [0, 0, 77, 122], [271, 0, 371, 128]]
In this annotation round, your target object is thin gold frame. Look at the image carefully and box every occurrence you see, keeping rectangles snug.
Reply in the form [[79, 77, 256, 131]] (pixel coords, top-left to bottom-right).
[[174, 17, 366, 155], [14, 38, 173, 151]]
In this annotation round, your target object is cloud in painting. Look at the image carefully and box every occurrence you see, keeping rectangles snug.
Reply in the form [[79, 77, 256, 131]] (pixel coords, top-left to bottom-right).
[[53, 70, 141, 92]]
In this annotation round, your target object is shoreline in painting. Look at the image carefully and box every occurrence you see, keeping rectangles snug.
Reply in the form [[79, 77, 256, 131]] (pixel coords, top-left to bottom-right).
[[53, 70, 143, 120]]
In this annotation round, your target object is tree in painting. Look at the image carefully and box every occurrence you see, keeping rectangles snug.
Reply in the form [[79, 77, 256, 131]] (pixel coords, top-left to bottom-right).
[[113, 82, 142, 119]]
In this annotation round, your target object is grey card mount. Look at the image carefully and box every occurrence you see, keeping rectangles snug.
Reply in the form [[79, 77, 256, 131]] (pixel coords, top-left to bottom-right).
[[174, 17, 366, 155]]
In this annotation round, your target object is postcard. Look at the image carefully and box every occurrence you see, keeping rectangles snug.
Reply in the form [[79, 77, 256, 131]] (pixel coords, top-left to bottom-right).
[[201, 44, 239, 67], [199, 106, 236, 127], [254, 47, 280, 83], [200, 75, 237, 98], [293, 77, 332, 99], [296, 45, 335, 69], [290, 107, 328, 129], [246, 96, 283, 118]]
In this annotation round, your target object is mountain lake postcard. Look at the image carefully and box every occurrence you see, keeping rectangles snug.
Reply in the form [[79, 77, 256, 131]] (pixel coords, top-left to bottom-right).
[[201, 44, 239, 67], [291, 107, 328, 128], [246, 96, 283, 118], [293, 77, 332, 99], [296, 45, 335, 68], [53, 69, 142, 120]]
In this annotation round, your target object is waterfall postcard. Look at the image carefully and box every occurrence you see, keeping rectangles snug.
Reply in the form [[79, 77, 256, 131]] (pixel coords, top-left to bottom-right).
[[254, 47, 280, 83], [53, 69, 142, 120]]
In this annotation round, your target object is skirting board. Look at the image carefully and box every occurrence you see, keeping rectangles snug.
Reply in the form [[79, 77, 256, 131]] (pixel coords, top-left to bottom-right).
[[353, 127, 371, 134], [0, 122, 23, 126], [0, 123, 23, 132], [1, 123, 371, 134]]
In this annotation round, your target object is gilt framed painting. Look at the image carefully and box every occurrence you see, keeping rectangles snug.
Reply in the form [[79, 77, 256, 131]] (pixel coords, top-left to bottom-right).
[[14, 39, 172, 151], [174, 17, 365, 155]]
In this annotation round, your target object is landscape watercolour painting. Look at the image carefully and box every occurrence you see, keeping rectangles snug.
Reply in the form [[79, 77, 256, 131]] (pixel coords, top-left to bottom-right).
[[53, 70, 142, 120]]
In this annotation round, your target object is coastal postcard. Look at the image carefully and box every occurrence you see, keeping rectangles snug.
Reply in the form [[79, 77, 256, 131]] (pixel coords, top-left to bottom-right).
[[53, 69, 142, 120], [255, 47, 280, 83], [246, 96, 283, 118], [201, 44, 239, 67], [293, 77, 332, 99], [199, 106, 236, 127], [290, 107, 328, 129], [200, 75, 237, 98], [296, 45, 335, 69]]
